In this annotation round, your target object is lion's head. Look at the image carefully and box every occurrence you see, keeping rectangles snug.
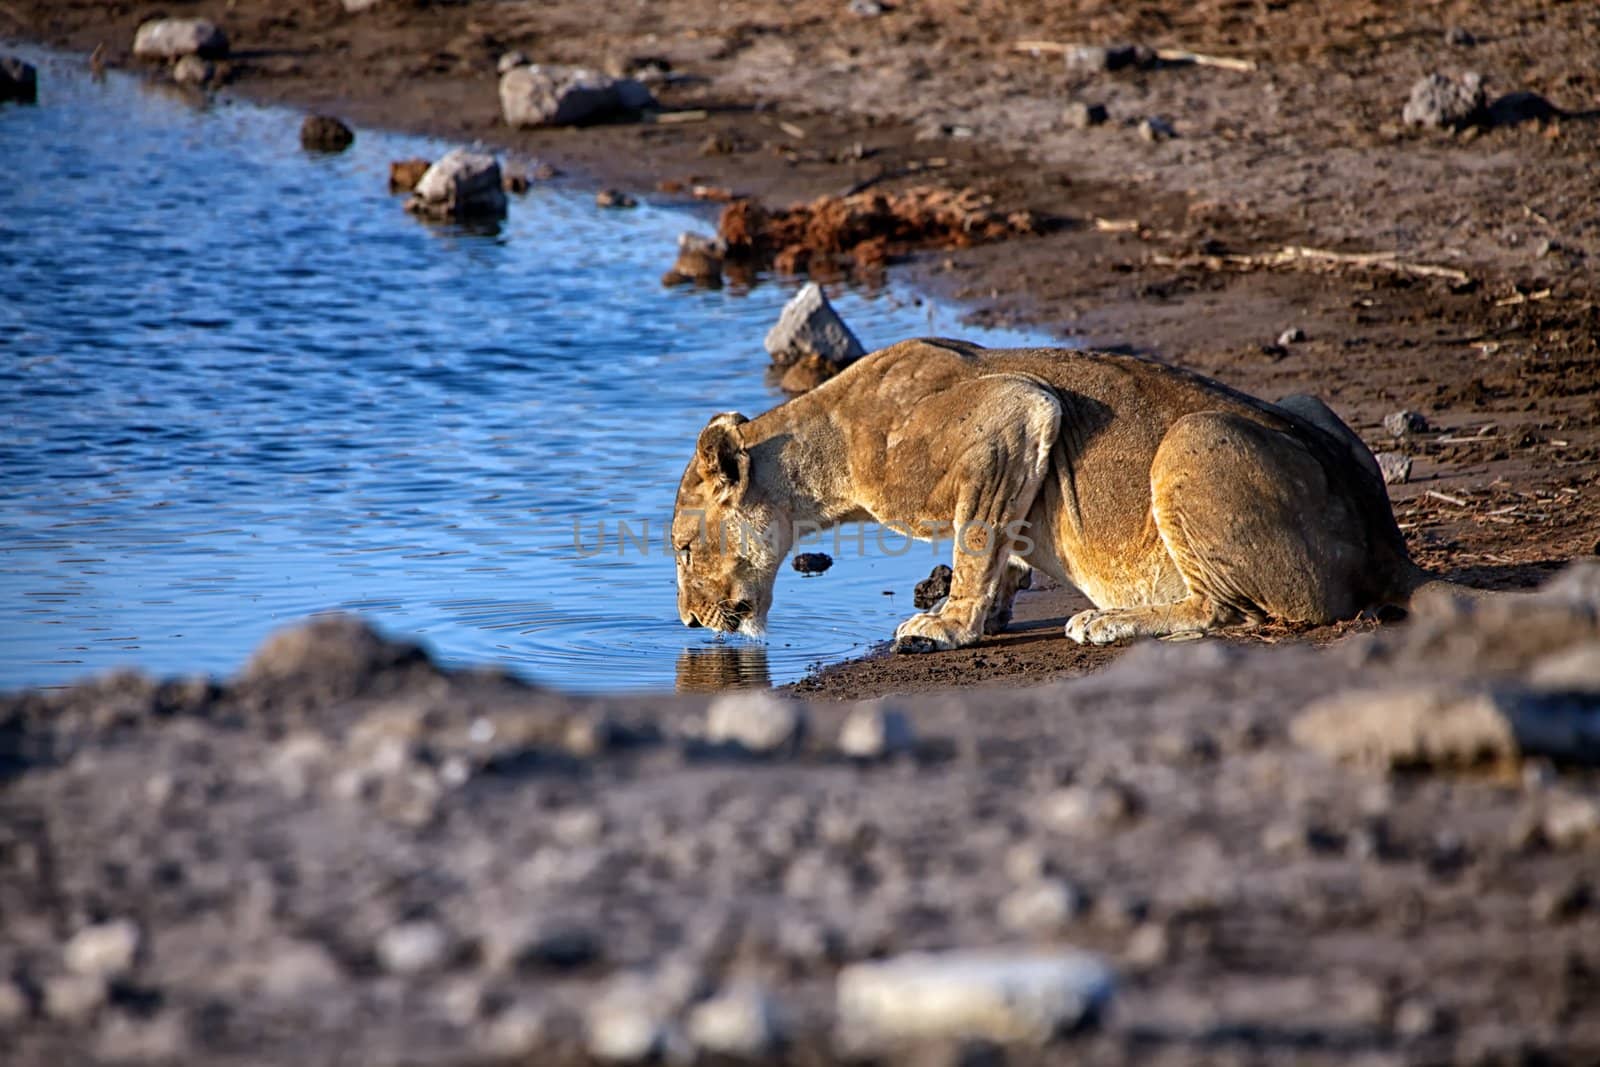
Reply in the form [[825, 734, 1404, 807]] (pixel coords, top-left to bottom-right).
[[671, 412, 791, 637]]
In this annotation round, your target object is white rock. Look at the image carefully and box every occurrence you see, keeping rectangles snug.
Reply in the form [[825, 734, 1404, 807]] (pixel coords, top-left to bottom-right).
[[499, 64, 656, 128], [341, 0, 387, 11], [64, 919, 140, 979], [763, 282, 866, 369], [706, 691, 806, 754], [1376, 451, 1412, 485], [839, 703, 916, 759], [686, 983, 781, 1057], [406, 149, 508, 221], [377, 920, 450, 975], [498, 51, 530, 75], [586, 981, 667, 1062], [44, 973, 107, 1022], [133, 19, 229, 60], [999, 879, 1081, 933], [837, 949, 1114, 1044], [171, 55, 214, 86]]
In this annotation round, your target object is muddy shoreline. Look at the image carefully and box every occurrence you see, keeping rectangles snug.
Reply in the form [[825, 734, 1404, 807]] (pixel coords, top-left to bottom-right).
[[5, 2, 1597, 701]]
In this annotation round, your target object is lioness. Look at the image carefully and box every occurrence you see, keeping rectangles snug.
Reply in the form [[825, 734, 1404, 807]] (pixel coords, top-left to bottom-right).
[[672, 338, 1440, 652]]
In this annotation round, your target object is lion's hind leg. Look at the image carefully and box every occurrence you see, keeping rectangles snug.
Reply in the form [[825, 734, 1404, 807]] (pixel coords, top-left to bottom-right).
[[1065, 410, 1365, 645]]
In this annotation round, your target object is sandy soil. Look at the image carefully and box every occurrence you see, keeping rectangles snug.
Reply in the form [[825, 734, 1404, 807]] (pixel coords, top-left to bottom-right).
[[8, 0, 1597, 698]]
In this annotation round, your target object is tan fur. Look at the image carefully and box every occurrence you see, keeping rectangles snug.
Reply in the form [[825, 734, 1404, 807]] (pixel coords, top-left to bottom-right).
[[673, 338, 1424, 650]]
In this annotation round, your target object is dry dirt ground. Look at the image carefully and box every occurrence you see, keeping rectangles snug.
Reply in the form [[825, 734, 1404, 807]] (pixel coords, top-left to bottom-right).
[[1, 575, 1598, 1066]]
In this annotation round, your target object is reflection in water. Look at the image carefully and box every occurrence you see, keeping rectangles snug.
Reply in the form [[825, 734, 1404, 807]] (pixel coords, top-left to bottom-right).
[[675, 643, 772, 692]]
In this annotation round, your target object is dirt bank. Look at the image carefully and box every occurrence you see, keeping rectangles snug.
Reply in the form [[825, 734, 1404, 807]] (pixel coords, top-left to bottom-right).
[[2, 569, 1598, 1065], [6, 1, 1597, 695]]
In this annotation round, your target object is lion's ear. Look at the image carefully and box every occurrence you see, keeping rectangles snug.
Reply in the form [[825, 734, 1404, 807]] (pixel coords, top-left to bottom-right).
[[695, 412, 750, 491]]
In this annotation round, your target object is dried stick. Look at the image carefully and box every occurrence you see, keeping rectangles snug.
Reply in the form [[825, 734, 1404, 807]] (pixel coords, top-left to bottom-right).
[[1012, 39, 1257, 72]]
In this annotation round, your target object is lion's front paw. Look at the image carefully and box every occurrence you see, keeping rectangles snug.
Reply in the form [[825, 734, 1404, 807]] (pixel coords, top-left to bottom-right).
[[893, 612, 978, 654], [1064, 608, 1139, 646]]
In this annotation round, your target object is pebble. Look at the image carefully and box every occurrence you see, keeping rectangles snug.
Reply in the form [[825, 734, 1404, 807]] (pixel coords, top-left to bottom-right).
[[838, 703, 916, 759], [497, 51, 530, 75], [1531, 877, 1592, 923], [1277, 326, 1306, 346], [1065, 43, 1155, 73], [1063, 101, 1109, 129], [377, 920, 451, 976], [686, 982, 782, 1057], [1138, 116, 1176, 142], [171, 55, 214, 87], [44, 973, 107, 1022], [552, 806, 607, 846], [837, 949, 1115, 1044], [998, 879, 1082, 933], [1043, 782, 1140, 834], [1402, 71, 1486, 129], [1003, 842, 1051, 884], [848, 0, 887, 15], [64, 919, 141, 979], [1394, 997, 1449, 1039], [596, 188, 638, 209], [1542, 793, 1600, 848], [586, 980, 670, 1063], [1124, 921, 1170, 968], [1383, 409, 1430, 437], [132, 18, 229, 60], [515, 921, 601, 971], [705, 691, 807, 755], [0, 979, 28, 1024], [1444, 26, 1477, 48], [301, 114, 355, 153], [1376, 451, 1412, 485]]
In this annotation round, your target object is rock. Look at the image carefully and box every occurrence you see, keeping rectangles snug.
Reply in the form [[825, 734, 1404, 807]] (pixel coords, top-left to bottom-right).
[[1376, 451, 1412, 485], [1043, 782, 1141, 833], [1542, 793, 1600, 848], [499, 64, 656, 129], [1, 56, 37, 105], [1123, 922, 1170, 969], [1064, 43, 1155, 73], [586, 980, 669, 1063], [1291, 684, 1600, 770], [837, 949, 1114, 1044], [389, 158, 432, 193], [1402, 72, 1487, 130], [686, 983, 781, 1058], [595, 188, 637, 209], [44, 973, 107, 1022], [848, 0, 888, 15], [1138, 116, 1177, 142], [792, 551, 833, 575], [915, 564, 954, 609], [406, 149, 509, 221], [763, 282, 866, 369], [498, 51, 530, 75], [502, 171, 531, 194], [839, 703, 916, 759], [0, 980, 26, 1025], [341, 0, 388, 11], [1531, 877, 1592, 923], [514, 922, 601, 971], [377, 921, 451, 975], [1277, 326, 1306, 345], [64, 919, 141, 979], [662, 232, 724, 288], [1383, 410, 1429, 437], [1063, 101, 1108, 129], [705, 691, 806, 755], [999, 879, 1082, 933], [301, 114, 355, 153], [1444, 26, 1477, 48], [171, 55, 214, 87], [133, 18, 230, 61]]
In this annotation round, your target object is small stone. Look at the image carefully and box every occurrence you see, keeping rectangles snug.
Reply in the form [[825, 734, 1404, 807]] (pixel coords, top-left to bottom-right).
[[1063, 101, 1108, 129], [596, 188, 638, 209], [44, 973, 106, 1022], [480, 1002, 550, 1057], [1383, 410, 1429, 437], [0, 980, 26, 1024], [502, 171, 531, 194], [1064, 43, 1154, 73], [837, 949, 1114, 1044], [998, 879, 1081, 933], [1003, 842, 1050, 884], [915, 564, 953, 609], [65, 919, 141, 979], [764, 282, 866, 369], [377, 921, 451, 976], [1531, 878, 1592, 923], [1153, 727, 1220, 764], [705, 691, 806, 755], [500, 64, 656, 128], [838, 703, 916, 760], [406, 149, 509, 221], [0, 56, 39, 105], [662, 232, 724, 288], [552, 806, 607, 846], [848, 0, 887, 15], [1542, 793, 1600, 848], [1277, 326, 1306, 345], [1402, 72, 1487, 130], [793, 551, 834, 575], [1123, 922, 1170, 969], [1376, 451, 1412, 485], [1043, 782, 1140, 833], [1138, 116, 1176, 142], [133, 18, 229, 60], [587, 980, 668, 1063], [516, 922, 601, 971], [1394, 997, 1448, 1039], [498, 51, 530, 75], [171, 55, 214, 87], [686, 983, 781, 1057], [301, 114, 355, 153], [1444, 26, 1477, 48]]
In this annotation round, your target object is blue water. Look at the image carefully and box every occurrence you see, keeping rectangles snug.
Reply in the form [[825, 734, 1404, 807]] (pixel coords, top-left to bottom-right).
[[0, 46, 1051, 691]]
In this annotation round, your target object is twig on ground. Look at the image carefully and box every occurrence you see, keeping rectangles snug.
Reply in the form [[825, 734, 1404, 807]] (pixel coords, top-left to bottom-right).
[[650, 109, 709, 125], [1427, 490, 1469, 508], [1093, 217, 1142, 233], [1012, 39, 1258, 72], [1493, 288, 1552, 307], [1150, 244, 1470, 284]]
